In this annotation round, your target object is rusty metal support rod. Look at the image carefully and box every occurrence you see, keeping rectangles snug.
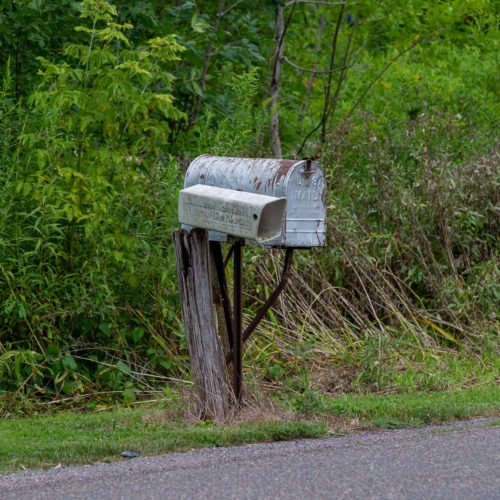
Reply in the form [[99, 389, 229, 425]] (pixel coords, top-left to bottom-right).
[[233, 239, 244, 403], [225, 248, 294, 365], [224, 244, 234, 268], [210, 241, 234, 349]]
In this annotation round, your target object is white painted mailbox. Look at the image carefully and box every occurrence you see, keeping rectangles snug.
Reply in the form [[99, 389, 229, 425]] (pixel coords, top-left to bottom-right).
[[178, 184, 287, 243], [183, 155, 327, 247]]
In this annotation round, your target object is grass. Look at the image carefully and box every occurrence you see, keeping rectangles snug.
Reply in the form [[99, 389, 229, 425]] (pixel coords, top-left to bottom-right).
[[1, 385, 498, 474], [291, 384, 500, 428], [0, 408, 325, 473]]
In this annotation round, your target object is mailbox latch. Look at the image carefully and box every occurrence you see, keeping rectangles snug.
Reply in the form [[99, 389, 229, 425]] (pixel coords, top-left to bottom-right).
[[300, 159, 317, 179]]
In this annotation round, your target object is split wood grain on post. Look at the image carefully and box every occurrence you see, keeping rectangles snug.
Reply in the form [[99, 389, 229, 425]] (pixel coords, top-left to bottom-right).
[[172, 228, 230, 421]]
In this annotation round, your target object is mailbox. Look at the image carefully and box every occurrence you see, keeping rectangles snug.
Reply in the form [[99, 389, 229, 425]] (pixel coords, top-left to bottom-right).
[[178, 184, 286, 243], [184, 155, 327, 247]]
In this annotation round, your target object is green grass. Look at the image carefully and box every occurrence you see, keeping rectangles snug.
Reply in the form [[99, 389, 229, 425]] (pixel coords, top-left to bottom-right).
[[291, 384, 500, 428], [1, 385, 498, 473], [0, 409, 325, 473]]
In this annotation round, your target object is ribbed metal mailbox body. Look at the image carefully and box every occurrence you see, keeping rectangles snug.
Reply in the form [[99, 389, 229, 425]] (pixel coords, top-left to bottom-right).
[[184, 155, 327, 247]]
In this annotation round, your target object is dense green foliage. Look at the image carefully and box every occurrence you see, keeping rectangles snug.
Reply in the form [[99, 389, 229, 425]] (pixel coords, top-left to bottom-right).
[[0, 0, 498, 414]]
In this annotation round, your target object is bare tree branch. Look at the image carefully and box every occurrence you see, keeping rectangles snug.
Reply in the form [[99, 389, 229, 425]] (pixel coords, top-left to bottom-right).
[[188, 0, 226, 130], [297, 117, 322, 156], [269, 0, 299, 157], [221, 0, 245, 17], [269, 2, 285, 158], [320, 1, 345, 144], [283, 55, 352, 74], [296, 9, 326, 138]]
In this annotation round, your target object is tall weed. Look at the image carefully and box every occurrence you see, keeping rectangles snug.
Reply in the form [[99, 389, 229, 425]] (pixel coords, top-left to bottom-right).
[[242, 111, 498, 395]]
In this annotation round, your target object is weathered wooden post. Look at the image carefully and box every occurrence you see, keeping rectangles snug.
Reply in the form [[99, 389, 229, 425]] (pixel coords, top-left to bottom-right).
[[172, 228, 230, 420]]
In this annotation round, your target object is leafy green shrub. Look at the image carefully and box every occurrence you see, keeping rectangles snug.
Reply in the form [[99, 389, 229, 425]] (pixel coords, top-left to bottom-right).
[[0, 0, 188, 411], [187, 67, 267, 157], [0, 0, 82, 98], [243, 105, 498, 395]]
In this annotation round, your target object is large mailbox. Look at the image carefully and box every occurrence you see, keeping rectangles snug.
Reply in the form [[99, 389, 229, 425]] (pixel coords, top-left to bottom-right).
[[183, 155, 327, 247]]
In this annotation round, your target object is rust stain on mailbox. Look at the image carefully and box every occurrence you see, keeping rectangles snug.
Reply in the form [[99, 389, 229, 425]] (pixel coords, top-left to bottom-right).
[[184, 155, 327, 247]]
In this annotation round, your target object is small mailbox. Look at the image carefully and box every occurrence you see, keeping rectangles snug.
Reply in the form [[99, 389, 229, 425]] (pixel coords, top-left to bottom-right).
[[178, 184, 286, 243], [184, 155, 327, 247]]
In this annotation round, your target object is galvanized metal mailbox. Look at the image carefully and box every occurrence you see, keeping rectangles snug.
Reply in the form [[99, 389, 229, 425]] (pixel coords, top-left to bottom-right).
[[184, 155, 327, 247]]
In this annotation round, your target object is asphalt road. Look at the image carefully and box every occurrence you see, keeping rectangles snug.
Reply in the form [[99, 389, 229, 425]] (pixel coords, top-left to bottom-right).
[[1, 417, 499, 500]]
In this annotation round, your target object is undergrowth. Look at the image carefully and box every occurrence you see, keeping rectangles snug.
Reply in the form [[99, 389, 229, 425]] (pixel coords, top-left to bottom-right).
[[0, 1, 498, 416], [240, 113, 498, 400], [243, 120, 498, 397]]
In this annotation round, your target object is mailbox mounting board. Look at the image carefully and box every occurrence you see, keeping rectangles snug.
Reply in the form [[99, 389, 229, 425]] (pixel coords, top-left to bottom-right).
[[184, 155, 327, 248]]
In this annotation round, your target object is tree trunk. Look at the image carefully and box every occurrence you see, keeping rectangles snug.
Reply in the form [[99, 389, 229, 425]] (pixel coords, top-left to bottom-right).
[[172, 228, 230, 421], [187, 0, 226, 129], [269, 2, 285, 158]]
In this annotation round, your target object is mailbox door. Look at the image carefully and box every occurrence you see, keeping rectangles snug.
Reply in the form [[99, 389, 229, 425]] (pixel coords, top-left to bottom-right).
[[267, 163, 326, 247]]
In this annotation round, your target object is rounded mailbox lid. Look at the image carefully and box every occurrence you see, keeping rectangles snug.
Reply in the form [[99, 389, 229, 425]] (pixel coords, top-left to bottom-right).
[[184, 155, 327, 247]]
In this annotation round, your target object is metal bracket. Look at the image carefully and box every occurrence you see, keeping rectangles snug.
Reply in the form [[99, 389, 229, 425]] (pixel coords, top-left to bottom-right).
[[212, 243, 294, 403], [216, 248, 294, 403]]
